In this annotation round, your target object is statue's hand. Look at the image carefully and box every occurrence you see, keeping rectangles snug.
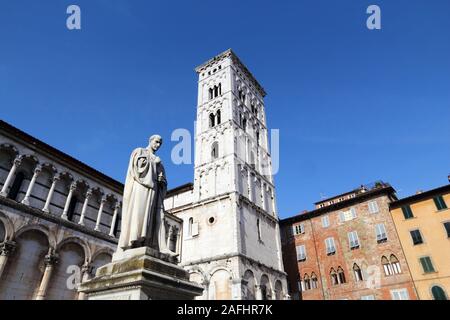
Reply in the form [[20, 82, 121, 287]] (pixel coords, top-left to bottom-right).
[[157, 173, 166, 184]]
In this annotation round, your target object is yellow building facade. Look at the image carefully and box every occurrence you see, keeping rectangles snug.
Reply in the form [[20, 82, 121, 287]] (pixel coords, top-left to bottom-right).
[[390, 184, 450, 300]]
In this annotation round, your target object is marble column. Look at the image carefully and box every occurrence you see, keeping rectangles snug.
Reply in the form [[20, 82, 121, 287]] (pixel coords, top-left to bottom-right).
[[42, 175, 60, 213], [94, 196, 106, 231], [109, 202, 120, 237], [0, 241, 16, 279], [247, 170, 252, 201], [35, 252, 58, 300], [78, 189, 92, 226], [78, 263, 93, 300], [21, 165, 42, 205], [61, 182, 77, 220], [255, 285, 263, 300], [0, 157, 22, 197]]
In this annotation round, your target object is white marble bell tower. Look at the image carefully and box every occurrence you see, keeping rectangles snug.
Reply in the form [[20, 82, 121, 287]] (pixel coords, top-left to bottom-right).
[[169, 49, 288, 300]]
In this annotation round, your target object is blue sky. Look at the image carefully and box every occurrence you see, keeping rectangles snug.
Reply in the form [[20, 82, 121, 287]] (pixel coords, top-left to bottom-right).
[[0, 0, 449, 219]]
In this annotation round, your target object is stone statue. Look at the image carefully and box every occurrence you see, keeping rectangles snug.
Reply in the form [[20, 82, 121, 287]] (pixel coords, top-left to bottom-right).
[[117, 135, 168, 253]]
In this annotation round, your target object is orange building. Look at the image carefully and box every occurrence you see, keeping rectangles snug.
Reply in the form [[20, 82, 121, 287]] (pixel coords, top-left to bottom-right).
[[280, 182, 417, 300], [390, 183, 450, 300]]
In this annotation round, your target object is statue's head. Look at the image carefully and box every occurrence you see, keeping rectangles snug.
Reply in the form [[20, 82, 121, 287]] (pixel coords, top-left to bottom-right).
[[149, 135, 163, 152]]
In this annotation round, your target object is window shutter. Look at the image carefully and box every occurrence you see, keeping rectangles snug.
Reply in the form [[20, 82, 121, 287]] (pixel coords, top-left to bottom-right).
[[369, 201, 379, 213], [292, 225, 296, 236], [350, 208, 357, 219], [402, 206, 414, 219]]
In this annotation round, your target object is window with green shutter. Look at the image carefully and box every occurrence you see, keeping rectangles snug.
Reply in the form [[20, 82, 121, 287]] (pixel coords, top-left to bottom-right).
[[420, 256, 435, 273], [433, 195, 447, 211], [444, 222, 450, 238], [401, 205, 414, 219], [410, 229, 423, 245]]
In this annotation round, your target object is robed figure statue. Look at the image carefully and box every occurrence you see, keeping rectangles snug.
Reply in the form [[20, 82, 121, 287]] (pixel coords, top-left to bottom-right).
[[117, 135, 168, 253]]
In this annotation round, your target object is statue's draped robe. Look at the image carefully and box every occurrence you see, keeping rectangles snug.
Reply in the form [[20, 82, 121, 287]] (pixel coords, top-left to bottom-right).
[[118, 148, 167, 252]]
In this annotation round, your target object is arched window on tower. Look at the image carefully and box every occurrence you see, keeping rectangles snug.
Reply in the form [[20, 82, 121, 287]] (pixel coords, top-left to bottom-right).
[[7, 171, 25, 201], [330, 268, 338, 286], [209, 88, 213, 100], [353, 263, 363, 282], [257, 218, 261, 241], [216, 110, 221, 125], [304, 274, 311, 290], [242, 118, 247, 132], [382, 256, 393, 276], [390, 255, 402, 274], [214, 85, 219, 98], [209, 113, 215, 128], [218, 83, 222, 95], [188, 217, 193, 237], [211, 142, 219, 160], [311, 273, 318, 289], [337, 267, 346, 284]]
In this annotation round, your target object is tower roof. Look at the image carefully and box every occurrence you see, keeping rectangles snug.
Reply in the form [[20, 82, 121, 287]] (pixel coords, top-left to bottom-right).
[[195, 49, 267, 97]]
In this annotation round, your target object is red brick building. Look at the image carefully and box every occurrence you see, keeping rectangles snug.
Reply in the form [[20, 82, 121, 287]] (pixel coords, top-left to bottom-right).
[[280, 182, 418, 300]]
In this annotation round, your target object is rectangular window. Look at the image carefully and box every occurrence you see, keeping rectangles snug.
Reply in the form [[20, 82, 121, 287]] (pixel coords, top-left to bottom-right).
[[350, 208, 357, 219], [420, 256, 436, 273], [339, 208, 356, 222], [410, 229, 423, 245], [361, 295, 375, 300], [433, 195, 448, 211], [368, 200, 379, 214], [348, 231, 360, 249], [322, 215, 330, 228], [444, 222, 450, 238], [325, 237, 336, 255], [390, 288, 410, 300], [293, 224, 305, 235], [296, 245, 306, 261], [375, 223, 388, 242], [401, 205, 414, 219]]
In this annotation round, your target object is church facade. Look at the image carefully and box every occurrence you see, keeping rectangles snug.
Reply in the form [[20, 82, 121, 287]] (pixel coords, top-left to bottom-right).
[[0, 50, 288, 300]]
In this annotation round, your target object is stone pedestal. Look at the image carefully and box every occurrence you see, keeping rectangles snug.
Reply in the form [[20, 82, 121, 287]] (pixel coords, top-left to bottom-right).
[[78, 247, 203, 300]]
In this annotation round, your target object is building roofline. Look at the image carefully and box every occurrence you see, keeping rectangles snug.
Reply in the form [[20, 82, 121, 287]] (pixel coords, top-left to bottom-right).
[[0, 120, 189, 196], [166, 182, 194, 197], [390, 183, 450, 209], [194, 49, 267, 97], [280, 184, 397, 225]]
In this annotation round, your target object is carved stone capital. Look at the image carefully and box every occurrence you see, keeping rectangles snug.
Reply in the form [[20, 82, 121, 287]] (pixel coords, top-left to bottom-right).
[[69, 182, 77, 192], [13, 157, 22, 167], [81, 263, 93, 275], [44, 253, 59, 266], [85, 189, 93, 199], [0, 241, 17, 256], [34, 165, 43, 175]]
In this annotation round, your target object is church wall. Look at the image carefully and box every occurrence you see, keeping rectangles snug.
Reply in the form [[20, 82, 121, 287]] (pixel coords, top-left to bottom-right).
[[174, 195, 238, 265]]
